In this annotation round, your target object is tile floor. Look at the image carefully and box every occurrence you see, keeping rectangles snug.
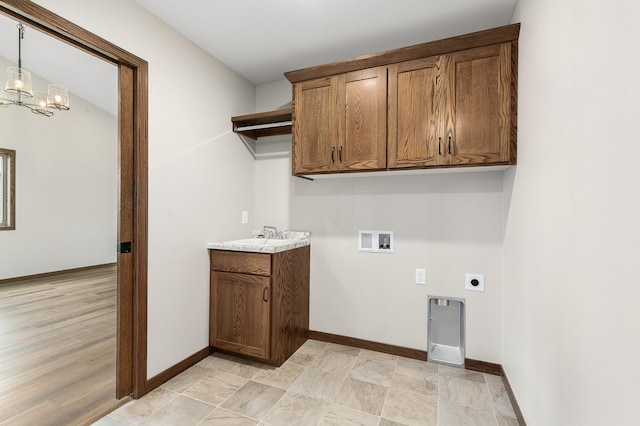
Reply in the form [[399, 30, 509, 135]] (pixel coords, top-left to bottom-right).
[[94, 340, 519, 426]]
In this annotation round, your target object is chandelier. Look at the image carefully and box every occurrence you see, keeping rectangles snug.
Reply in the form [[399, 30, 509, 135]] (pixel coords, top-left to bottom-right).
[[0, 23, 70, 117]]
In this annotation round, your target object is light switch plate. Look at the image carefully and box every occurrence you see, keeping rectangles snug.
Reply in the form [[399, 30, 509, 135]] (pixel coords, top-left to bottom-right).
[[415, 268, 426, 285], [465, 273, 485, 292], [241, 211, 248, 224]]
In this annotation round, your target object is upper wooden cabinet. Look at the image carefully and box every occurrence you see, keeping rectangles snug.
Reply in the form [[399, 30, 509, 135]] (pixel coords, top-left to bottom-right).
[[445, 43, 514, 165], [388, 42, 515, 168], [387, 56, 441, 168], [293, 67, 386, 174], [292, 77, 335, 173], [286, 24, 519, 176]]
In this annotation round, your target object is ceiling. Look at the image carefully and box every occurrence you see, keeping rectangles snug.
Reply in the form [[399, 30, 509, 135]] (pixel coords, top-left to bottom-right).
[[1, 0, 517, 117], [134, 0, 518, 85]]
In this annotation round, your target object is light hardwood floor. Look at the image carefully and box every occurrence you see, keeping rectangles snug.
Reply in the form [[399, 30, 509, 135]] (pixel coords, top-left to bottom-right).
[[0, 264, 128, 425]]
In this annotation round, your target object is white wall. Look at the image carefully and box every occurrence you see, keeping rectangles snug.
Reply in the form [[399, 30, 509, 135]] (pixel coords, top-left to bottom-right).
[[253, 81, 293, 230], [503, 0, 640, 424], [291, 172, 505, 360], [0, 54, 117, 279], [32, 0, 257, 378], [256, 79, 291, 112], [255, 82, 506, 362]]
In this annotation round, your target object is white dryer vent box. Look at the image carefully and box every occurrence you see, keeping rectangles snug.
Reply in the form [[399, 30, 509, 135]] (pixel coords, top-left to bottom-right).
[[358, 230, 394, 253]]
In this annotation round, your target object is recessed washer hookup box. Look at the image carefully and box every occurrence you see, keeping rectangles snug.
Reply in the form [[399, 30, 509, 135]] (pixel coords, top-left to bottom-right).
[[427, 296, 465, 367]]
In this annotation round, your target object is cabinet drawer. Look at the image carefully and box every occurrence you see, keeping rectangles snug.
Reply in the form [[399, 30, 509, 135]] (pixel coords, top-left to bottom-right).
[[210, 250, 271, 276]]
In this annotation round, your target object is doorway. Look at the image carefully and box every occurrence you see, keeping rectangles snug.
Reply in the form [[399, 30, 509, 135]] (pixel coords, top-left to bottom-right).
[[0, 0, 149, 401]]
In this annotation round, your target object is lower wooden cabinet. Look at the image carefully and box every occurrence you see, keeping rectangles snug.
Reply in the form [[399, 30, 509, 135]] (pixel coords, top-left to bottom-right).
[[210, 271, 271, 359], [209, 246, 310, 366]]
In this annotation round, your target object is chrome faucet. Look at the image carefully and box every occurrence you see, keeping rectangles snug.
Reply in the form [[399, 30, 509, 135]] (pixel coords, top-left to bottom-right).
[[258, 225, 278, 239]]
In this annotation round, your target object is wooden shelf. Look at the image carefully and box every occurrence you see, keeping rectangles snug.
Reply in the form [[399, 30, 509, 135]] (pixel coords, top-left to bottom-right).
[[231, 108, 292, 140]]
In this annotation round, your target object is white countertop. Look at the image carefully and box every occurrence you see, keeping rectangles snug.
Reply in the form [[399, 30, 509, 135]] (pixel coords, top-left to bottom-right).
[[207, 231, 310, 254]]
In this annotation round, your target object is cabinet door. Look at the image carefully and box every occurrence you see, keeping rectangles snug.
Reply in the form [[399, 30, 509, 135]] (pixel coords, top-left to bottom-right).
[[388, 57, 441, 168], [210, 271, 271, 359], [337, 67, 387, 171], [443, 43, 512, 165], [292, 77, 338, 174]]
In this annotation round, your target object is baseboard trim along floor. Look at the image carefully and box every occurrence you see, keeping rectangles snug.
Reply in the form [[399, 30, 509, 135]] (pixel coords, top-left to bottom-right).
[[0, 263, 117, 285], [145, 347, 213, 393]]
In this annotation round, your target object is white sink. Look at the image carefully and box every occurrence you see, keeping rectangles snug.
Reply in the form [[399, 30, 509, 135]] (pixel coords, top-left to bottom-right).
[[224, 238, 298, 247]]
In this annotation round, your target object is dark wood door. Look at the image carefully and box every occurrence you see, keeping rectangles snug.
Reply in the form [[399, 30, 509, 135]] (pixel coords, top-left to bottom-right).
[[338, 67, 387, 171], [292, 76, 338, 174], [388, 56, 441, 168], [210, 271, 271, 359], [443, 43, 512, 165]]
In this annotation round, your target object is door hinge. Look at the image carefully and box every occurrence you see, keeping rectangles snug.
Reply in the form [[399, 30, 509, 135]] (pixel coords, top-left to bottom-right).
[[118, 242, 132, 254]]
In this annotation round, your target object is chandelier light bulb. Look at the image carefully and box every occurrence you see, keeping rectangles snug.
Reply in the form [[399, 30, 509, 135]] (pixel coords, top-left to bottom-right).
[[5, 67, 33, 96], [33, 90, 53, 116], [47, 84, 70, 110]]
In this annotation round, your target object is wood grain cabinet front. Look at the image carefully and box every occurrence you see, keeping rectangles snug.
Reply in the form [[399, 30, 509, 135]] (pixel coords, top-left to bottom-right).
[[387, 56, 441, 168], [292, 76, 336, 174], [445, 43, 515, 165], [388, 43, 515, 168], [210, 271, 271, 359], [209, 246, 310, 366], [287, 24, 519, 176], [292, 67, 387, 175]]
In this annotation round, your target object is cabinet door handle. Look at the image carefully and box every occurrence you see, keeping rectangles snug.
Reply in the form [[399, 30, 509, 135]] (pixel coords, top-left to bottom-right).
[[438, 138, 442, 155], [448, 136, 452, 154], [339, 146, 343, 162], [331, 147, 335, 163], [262, 287, 269, 302]]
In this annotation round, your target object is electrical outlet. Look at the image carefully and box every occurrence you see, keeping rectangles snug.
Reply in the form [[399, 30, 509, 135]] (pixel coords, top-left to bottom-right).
[[465, 273, 485, 292], [241, 211, 248, 224], [415, 268, 426, 285]]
